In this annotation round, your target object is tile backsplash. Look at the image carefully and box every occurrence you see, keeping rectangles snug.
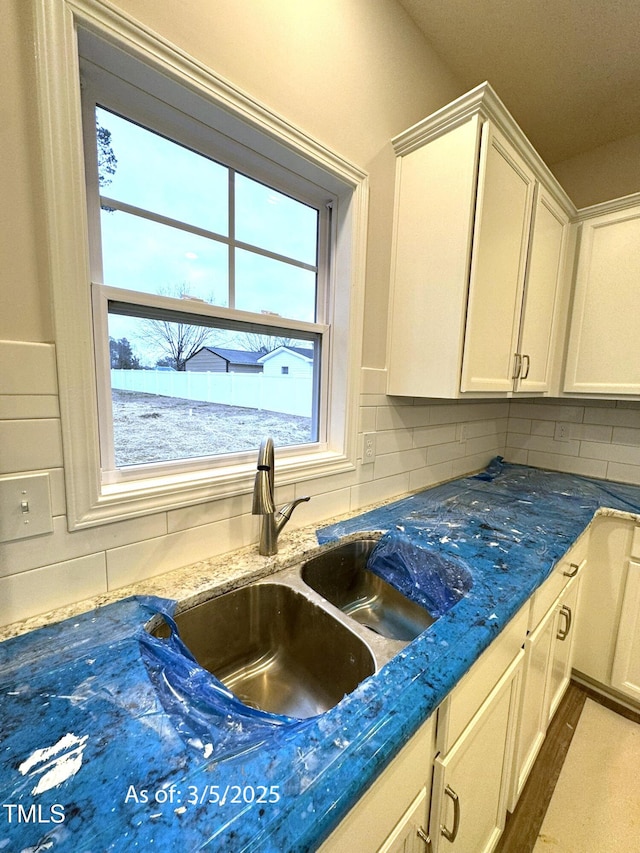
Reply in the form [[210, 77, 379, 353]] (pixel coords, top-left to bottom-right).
[[506, 399, 640, 485], [1, 338, 638, 628]]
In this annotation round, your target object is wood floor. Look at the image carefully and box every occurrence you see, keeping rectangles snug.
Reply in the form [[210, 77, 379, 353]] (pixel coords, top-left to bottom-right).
[[495, 681, 640, 853]]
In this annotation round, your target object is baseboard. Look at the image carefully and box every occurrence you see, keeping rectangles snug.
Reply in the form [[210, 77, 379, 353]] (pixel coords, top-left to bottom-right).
[[571, 670, 640, 723]]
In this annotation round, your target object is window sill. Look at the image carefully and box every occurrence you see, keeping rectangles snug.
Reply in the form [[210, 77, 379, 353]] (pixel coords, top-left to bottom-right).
[[75, 447, 357, 529]]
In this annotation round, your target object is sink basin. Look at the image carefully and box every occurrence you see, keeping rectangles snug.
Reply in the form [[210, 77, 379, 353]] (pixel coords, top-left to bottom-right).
[[301, 538, 436, 641], [152, 582, 375, 719]]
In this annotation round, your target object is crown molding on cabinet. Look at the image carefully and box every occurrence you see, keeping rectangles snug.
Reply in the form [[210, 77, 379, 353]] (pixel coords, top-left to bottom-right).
[[392, 82, 576, 220]]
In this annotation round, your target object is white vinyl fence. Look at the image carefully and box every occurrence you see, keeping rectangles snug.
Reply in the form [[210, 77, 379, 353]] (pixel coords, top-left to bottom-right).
[[111, 370, 313, 417]]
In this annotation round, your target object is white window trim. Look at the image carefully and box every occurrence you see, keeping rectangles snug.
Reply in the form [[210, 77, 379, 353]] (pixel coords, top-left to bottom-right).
[[34, 0, 368, 530]]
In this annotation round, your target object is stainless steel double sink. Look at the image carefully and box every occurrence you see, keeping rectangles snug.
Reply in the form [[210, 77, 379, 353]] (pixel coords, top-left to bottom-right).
[[149, 537, 436, 719]]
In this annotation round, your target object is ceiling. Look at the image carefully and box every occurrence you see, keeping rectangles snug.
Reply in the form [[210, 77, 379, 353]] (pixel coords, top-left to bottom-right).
[[397, 0, 640, 165]]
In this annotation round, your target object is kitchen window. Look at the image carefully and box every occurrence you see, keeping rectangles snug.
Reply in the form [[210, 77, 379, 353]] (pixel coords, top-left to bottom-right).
[[84, 94, 327, 477], [34, 0, 367, 528]]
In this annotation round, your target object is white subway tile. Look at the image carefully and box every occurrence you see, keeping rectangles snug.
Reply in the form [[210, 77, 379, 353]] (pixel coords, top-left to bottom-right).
[[607, 461, 640, 486], [580, 441, 640, 465], [0, 553, 107, 628], [530, 420, 555, 437], [351, 473, 410, 512], [526, 450, 607, 479], [510, 402, 584, 423], [373, 447, 428, 480], [409, 460, 454, 492], [584, 406, 640, 428], [0, 420, 63, 475], [0, 395, 60, 419], [0, 341, 58, 396], [413, 424, 457, 448], [426, 440, 467, 465], [0, 512, 167, 577], [106, 513, 255, 589], [506, 417, 531, 435], [375, 428, 414, 455], [358, 406, 377, 433], [612, 426, 640, 446], [504, 447, 529, 465]]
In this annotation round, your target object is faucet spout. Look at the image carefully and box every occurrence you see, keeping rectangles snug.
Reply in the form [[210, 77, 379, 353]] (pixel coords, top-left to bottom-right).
[[251, 437, 310, 556]]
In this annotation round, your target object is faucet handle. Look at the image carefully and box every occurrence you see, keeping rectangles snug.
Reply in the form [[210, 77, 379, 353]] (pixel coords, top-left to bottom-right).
[[278, 496, 311, 521]]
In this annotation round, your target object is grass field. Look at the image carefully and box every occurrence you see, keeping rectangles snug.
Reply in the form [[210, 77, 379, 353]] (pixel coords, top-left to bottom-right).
[[112, 389, 313, 466]]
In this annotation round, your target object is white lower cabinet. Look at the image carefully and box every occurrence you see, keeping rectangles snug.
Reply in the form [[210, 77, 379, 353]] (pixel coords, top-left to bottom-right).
[[379, 788, 431, 853], [546, 574, 582, 722], [509, 601, 556, 808], [317, 714, 436, 853], [430, 651, 523, 853], [611, 526, 640, 703], [509, 549, 585, 810]]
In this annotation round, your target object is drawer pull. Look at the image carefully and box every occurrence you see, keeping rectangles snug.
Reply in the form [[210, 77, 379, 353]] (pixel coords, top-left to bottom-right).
[[441, 784, 461, 842], [563, 562, 580, 578], [417, 825, 432, 849], [557, 604, 572, 641]]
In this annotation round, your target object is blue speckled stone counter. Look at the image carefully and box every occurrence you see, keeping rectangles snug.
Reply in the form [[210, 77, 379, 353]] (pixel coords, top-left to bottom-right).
[[2, 461, 640, 852]]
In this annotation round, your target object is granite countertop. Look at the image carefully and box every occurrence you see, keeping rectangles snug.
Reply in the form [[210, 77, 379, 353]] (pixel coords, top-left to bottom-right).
[[2, 459, 640, 852]]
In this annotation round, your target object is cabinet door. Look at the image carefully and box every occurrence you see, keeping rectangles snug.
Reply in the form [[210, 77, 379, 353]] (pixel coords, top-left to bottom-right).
[[516, 188, 568, 393], [509, 603, 556, 810], [564, 201, 640, 394], [611, 559, 640, 703], [546, 575, 581, 724], [461, 122, 536, 393], [430, 651, 523, 853], [379, 788, 430, 853]]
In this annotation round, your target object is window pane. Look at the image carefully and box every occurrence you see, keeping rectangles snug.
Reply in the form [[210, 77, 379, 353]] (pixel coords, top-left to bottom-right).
[[235, 249, 317, 321], [235, 173, 318, 265], [108, 312, 318, 467], [100, 209, 229, 305], [96, 107, 229, 235]]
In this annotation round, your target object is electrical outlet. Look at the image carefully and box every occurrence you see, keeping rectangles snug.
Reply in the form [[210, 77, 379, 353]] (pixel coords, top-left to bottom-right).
[[554, 422, 572, 441], [456, 423, 468, 443], [362, 432, 376, 465]]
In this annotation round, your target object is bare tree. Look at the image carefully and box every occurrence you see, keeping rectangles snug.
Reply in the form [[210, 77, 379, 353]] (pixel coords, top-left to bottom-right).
[[233, 332, 296, 354], [137, 284, 219, 370]]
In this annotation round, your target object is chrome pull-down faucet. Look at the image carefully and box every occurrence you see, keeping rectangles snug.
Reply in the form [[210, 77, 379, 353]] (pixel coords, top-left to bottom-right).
[[252, 437, 310, 556]]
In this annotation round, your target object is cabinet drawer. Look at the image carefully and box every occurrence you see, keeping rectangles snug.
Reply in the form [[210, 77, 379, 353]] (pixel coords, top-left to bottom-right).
[[437, 603, 527, 753], [528, 534, 588, 632]]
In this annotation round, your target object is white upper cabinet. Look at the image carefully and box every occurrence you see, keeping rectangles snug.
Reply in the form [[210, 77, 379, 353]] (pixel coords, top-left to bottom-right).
[[564, 196, 640, 396], [460, 122, 536, 392], [387, 83, 573, 399], [517, 188, 569, 392]]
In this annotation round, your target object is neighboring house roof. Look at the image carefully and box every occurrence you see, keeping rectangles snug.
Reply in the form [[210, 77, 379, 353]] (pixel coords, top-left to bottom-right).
[[257, 346, 314, 364], [188, 347, 264, 366]]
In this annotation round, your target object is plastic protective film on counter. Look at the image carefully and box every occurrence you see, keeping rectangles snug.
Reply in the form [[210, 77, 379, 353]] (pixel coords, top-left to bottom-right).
[[2, 458, 640, 851]]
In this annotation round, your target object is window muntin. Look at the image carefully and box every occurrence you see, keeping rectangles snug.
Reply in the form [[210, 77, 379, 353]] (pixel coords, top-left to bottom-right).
[[88, 98, 328, 474]]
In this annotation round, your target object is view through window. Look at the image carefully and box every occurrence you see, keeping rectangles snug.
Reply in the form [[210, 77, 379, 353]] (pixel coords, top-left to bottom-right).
[[92, 106, 324, 469]]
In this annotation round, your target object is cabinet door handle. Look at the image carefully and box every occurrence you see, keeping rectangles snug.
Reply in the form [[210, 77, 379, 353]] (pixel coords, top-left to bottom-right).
[[521, 354, 530, 379], [563, 562, 580, 578], [441, 784, 461, 842], [557, 604, 572, 641], [512, 353, 522, 380], [417, 826, 432, 849]]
